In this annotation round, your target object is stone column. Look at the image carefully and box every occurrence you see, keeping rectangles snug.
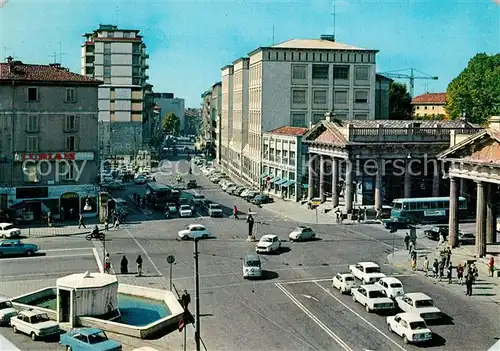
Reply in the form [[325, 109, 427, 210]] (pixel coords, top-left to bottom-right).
[[448, 177, 459, 248], [345, 160, 354, 212], [319, 155, 326, 202], [307, 155, 315, 200], [475, 181, 487, 257], [432, 162, 440, 197], [374, 158, 382, 210], [332, 158, 339, 207], [404, 160, 412, 198], [486, 183, 497, 244]]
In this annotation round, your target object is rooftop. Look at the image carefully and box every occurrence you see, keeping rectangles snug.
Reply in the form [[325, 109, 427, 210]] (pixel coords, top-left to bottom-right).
[[271, 38, 370, 51], [267, 126, 309, 136], [412, 93, 447, 105], [56, 272, 118, 289], [396, 313, 426, 322], [404, 292, 432, 300]]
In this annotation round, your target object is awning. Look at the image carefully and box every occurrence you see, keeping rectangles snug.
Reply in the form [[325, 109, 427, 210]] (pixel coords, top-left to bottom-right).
[[275, 179, 288, 186], [282, 180, 296, 187], [269, 177, 281, 183], [260, 172, 269, 178]]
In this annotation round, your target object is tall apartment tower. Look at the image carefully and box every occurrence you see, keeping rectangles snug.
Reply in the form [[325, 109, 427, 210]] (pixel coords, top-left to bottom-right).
[[81, 24, 149, 160]]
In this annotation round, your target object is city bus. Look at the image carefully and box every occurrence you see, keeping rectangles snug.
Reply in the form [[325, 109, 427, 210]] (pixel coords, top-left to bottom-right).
[[390, 196, 467, 225], [145, 182, 181, 208]]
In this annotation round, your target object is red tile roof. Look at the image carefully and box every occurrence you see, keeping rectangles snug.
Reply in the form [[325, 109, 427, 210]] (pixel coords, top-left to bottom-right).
[[0, 62, 101, 85], [411, 93, 447, 104], [268, 126, 308, 136]]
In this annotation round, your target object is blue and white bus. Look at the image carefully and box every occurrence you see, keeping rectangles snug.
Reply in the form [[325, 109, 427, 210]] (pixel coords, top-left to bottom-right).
[[391, 196, 467, 225]]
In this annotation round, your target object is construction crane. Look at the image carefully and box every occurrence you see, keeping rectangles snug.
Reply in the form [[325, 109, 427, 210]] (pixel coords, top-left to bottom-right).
[[379, 68, 438, 98]]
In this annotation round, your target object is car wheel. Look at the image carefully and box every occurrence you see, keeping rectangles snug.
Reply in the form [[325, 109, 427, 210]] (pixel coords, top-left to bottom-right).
[[12, 325, 17, 333], [181, 235, 188, 240], [26, 250, 34, 256], [67, 346, 73, 351], [340, 288, 345, 294], [365, 304, 371, 313], [403, 335, 409, 344], [31, 332, 37, 341], [202, 234, 208, 238]]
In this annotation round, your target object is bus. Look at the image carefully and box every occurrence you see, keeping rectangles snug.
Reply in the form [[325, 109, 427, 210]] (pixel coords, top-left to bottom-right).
[[145, 182, 181, 208], [390, 196, 467, 225]]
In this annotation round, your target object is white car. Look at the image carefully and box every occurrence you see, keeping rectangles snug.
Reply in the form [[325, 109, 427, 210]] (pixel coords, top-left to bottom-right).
[[166, 203, 178, 214], [395, 293, 443, 321], [349, 262, 386, 284], [240, 189, 250, 197], [387, 313, 433, 344], [376, 277, 404, 299], [221, 182, 235, 191], [0, 297, 18, 326], [332, 273, 356, 294], [178, 224, 210, 240], [256, 235, 281, 253], [179, 205, 193, 217], [208, 204, 223, 217], [351, 285, 395, 313], [10, 309, 60, 341], [289, 226, 316, 241], [0, 223, 21, 239]]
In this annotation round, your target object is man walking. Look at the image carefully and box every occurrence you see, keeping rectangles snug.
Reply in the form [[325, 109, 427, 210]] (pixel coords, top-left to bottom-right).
[[423, 256, 429, 276], [104, 253, 111, 274], [465, 272, 473, 296], [247, 213, 255, 240], [136, 255, 143, 277], [78, 212, 86, 229], [404, 233, 410, 251], [181, 290, 191, 310]]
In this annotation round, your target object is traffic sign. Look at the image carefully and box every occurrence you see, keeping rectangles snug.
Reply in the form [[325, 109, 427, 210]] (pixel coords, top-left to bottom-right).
[[167, 255, 175, 264]]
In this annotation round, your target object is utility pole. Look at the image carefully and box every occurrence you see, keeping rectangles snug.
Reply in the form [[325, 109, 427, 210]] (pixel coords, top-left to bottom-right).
[[193, 239, 201, 351]]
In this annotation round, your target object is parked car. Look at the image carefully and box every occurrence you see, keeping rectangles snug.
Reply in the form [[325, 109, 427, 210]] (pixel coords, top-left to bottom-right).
[[251, 194, 274, 205], [289, 226, 316, 241], [351, 285, 395, 313], [225, 185, 238, 193], [395, 293, 443, 321], [0, 297, 17, 326], [332, 273, 356, 294], [178, 224, 210, 240], [232, 186, 246, 196], [256, 234, 281, 254], [387, 313, 433, 344], [221, 182, 235, 191], [208, 204, 224, 217], [0, 239, 39, 257], [459, 232, 476, 245], [11, 309, 60, 341], [375, 277, 404, 299], [166, 203, 178, 214], [60, 328, 122, 350], [179, 205, 193, 217], [349, 262, 386, 284], [424, 225, 449, 241], [0, 223, 21, 239], [191, 194, 205, 206], [187, 180, 198, 189], [245, 191, 260, 202], [240, 189, 251, 198], [134, 175, 147, 184]]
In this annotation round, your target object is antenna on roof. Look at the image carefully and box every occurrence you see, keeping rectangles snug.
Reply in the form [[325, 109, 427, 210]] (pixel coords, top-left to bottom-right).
[[50, 52, 58, 63], [115, 0, 120, 25], [58, 41, 67, 65]]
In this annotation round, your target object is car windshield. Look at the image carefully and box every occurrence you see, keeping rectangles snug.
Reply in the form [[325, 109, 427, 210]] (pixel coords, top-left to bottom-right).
[[365, 267, 380, 273], [210, 204, 221, 209], [390, 283, 403, 288], [31, 313, 50, 323], [2, 224, 13, 230], [0, 301, 13, 309], [261, 237, 273, 242], [344, 276, 355, 281], [180, 205, 190, 210], [168, 203, 176, 207], [415, 299, 434, 308], [88, 331, 108, 344], [368, 291, 387, 298], [246, 260, 260, 267], [194, 195, 204, 199], [409, 321, 428, 330]]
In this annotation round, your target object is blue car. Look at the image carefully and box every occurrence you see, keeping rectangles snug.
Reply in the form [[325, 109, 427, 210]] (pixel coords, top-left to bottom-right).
[[59, 328, 122, 351], [0, 239, 39, 257]]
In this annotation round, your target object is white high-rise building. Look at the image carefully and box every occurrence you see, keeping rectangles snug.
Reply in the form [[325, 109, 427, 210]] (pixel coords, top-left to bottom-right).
[[81, 24, 149, 159]]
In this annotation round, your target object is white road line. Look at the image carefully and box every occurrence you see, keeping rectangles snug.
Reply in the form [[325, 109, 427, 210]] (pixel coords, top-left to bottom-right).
[[314, 282, 407, 351], [280, 278, 332, 285], [0, 253, 95, 262], [124, 228, 163, 277], [93, 248, 104, 273], [276, 283, 354, 351], [42, 248, 93, 252]]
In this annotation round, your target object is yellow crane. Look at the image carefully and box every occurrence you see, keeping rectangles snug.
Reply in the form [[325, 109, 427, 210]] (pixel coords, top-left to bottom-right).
[[380, 68, 438, 98]]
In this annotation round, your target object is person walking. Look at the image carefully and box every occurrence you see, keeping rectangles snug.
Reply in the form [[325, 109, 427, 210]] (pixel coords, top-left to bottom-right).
[[432, 259, 439, 278], [60, 206, 65, 223], [411, 252, 417, 271], [445, 248, 452, 267], [375, 208, 381, 221], [335, 209, 341, 224], [423, 257, 429, 276], [181, 290, 191, 310], [120, 255, 128, 274], [447, 263, 453, 284], [136, 255, 143, 276], [438, 260, 445, 281], [78, 212, 86, 229], [457, 263, 464, 285], [104, 218, 109, 231], [465, 272, 473, 296], [246, 213, 255, 239], [488, 257, 495, 277], [104, 253, 111, 274], [404, 233, 410, 251]]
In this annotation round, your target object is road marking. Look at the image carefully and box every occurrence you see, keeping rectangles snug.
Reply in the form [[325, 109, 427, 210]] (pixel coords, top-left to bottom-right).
[[280, 278, 332, 285], [276, 283, 354, 351], [42, 247, 93, 252], [314, 282, 407, 351], [301, 294, 319, 301], [93, 248, 104, 273], [125, 228, 163, 277], [0, 253, 95, 262]]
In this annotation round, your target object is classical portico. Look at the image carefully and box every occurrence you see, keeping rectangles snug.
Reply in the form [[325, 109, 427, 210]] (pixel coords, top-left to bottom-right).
[[303, 114, 480, 213], [438, 116, 500, 257]]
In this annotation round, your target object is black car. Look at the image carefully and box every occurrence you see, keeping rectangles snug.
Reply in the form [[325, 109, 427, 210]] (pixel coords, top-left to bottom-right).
[[187, 180, 198, 189], [424, 225, 449, 241], [251, 194, 274, 205], [191, 194, 205, 206], [458, 232, 476, 245]]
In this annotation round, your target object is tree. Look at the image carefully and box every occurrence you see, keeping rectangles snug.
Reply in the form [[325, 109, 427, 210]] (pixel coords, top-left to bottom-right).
[[446, 53, 500, 125], [162, 112, 180, 136], [388, 82, 412, 120]]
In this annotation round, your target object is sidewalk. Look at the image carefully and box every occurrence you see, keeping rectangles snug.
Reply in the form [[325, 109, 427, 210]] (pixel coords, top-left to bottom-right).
[[20, 219, 100, 238]]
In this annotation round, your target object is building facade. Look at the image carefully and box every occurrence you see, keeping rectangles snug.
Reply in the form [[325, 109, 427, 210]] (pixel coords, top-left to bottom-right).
[[211, 82, 222, 163], [412, 93, 447, 118], [221, 65, 234, 170], [154, 93, 186, 135], [0, 59, 101, 220], [261, 126, 308, 202], [375, 74, 392, 119], [201, 90, 212, 143], [81, 24, 149, 159]]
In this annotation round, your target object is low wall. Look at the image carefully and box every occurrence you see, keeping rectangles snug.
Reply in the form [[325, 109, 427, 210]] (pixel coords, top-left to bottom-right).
[[11, 287, 57, 320]]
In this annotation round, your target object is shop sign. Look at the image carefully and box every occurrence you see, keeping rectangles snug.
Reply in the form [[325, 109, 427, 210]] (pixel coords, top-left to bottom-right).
[[14, 152, 94, 162], [424, 210, 446, 217]]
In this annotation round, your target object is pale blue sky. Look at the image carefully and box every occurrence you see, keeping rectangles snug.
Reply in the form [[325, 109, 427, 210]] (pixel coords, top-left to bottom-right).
[[0, 0, 498, 107]]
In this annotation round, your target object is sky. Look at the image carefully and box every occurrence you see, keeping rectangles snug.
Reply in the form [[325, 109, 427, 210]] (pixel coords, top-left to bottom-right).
[[0, 0, 498, 107]]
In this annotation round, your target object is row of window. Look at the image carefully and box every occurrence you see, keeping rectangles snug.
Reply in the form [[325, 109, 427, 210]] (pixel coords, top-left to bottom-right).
[[25, 115, 78, 133], [414, 105, 441, 110], [262, 147, 297, 166], [291, 89, 369, 105], [262, 165, 296, 182], [290, 111, 368, 127], [265, 50, 374, 65], [25, 135, 78, 152], [25, 87, 77, 103], [292, 64, 370, 81]]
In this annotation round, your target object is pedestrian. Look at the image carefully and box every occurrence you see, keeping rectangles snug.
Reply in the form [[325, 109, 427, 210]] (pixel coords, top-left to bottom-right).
[[447, 263, 453, 284], [409, 240, 414, 256], [47, 211, 53, 227], [181, 290, 191, 310], [432, 259, 439, 278], [340, 210, 344, 224], [335, 209, 340, 224], [357, 206, 362, 223], [438, 261, 445, 281], [404, 233, 410, 251], [488, 257, 495, 277], [445, 247, 452, 267], [120, 255, 128, 274], [60, 206, 65, 223], [375, 208, 381, 221], [136, 255, 143, 276], [114, 215, 120, 229], [104, 218, 109, 231], [104, 253, 111, 274], [423, 257, 429, 276], [78, 212, 86, 229], [247, 213, 255, 238], [362, 207, 367, 221], [457, 263, 464, 285], [465, 273, 473, 296]]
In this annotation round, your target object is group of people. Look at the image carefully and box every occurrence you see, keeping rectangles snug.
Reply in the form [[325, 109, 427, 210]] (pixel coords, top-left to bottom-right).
[[104, 253, 144, 276]]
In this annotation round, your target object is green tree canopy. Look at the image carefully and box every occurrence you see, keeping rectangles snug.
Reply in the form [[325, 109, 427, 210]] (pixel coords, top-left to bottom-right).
[[446, 53, 500, 125], [388, 82, 412, 120], [162, 112, 180, 135]]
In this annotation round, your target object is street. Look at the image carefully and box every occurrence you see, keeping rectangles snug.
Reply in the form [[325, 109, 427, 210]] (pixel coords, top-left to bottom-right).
[[1, 157, 499, 351]]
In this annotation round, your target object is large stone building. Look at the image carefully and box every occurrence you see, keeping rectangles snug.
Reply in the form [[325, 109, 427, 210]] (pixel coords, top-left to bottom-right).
[[0, 58, 101, 220], [81, 24, 150, 160]]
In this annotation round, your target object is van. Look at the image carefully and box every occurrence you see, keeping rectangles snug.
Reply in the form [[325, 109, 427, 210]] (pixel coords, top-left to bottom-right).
[[243, 253, 262, 279]]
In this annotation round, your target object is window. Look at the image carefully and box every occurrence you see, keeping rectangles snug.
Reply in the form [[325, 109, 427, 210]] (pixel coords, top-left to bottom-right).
[[335, 113, 348, 120], [104, 42, 111, 53], [26, 115, 39, 132], [85, 56, 94, 64], [133, 43, 141, 53], [312, 64, 329, 79], [312, 113, 324, 124], [282, 150, 288, 164], [355, 90, 368, 103], [334, 91, 348, 104], [132, 67, 140, 76], [65, 136, 78, 151], [65, 88, 76, 103], [333, 66, 349, 79], [355, 66, 369, 80], [104, 67, 111, 77], [65, 115, 77, 132], [276, 150, 281, 163], [123, 32, 131, 38], [23, 164, 39, 183], [355, 114, 368, 120], [291, 112, 306, 127], [107, 31, 114, 38], [59, 163, 75, 181], [103, 54, 111, 66], [313, 90, 327, 104], [104, 77, 111, 84], [292, 90, 306, 104], [292, 65, 307, 80], [26, 87, 39, 102], [132, 55, 140, 65], [26, 136, 39, 152], [132, 77, 140, 85]]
